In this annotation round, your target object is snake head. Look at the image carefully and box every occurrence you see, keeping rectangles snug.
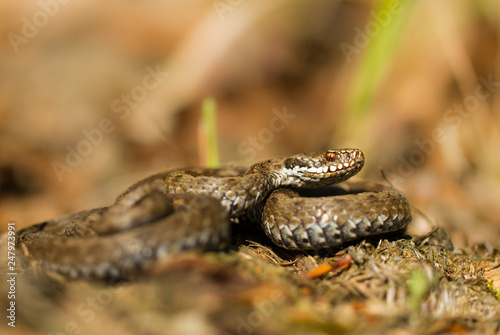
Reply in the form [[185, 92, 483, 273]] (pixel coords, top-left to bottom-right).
[[276, 149, 364, 187]]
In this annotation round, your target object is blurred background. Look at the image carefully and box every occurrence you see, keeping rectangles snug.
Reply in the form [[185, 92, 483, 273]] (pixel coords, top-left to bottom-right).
[[0, 0, 499, 248]]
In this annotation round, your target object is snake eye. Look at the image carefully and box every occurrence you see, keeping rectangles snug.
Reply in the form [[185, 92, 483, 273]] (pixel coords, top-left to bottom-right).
[[325, 151, 336, 162]]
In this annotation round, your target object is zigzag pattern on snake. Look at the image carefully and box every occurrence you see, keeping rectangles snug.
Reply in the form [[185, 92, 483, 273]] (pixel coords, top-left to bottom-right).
[[17, 149, 412, 280]]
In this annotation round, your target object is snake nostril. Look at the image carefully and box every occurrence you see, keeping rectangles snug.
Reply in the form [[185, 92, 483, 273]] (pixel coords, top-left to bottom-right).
[[284, 158, 296, 169]]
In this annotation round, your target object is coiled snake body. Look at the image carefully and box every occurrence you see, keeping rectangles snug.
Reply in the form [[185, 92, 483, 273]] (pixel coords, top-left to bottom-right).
[[17, 149, 411, 280]]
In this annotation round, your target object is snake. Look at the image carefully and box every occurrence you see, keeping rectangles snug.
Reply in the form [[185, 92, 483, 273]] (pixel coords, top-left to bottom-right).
[[16, 149, 412, 280]]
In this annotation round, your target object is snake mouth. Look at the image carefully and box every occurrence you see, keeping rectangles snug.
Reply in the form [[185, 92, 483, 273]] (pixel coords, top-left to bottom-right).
[[279, 149, 365, 187]]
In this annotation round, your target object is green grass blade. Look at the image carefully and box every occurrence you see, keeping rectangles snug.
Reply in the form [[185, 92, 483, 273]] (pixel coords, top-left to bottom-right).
[[201, 97, 220, 168], [343, 0, 415, 121]]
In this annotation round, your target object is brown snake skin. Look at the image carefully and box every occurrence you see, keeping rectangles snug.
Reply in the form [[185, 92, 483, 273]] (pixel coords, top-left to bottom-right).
[[17, 149, 411, 280]]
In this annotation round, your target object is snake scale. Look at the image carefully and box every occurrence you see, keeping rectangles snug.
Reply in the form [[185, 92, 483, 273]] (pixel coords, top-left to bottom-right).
[[17, 149, 412, 280]]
